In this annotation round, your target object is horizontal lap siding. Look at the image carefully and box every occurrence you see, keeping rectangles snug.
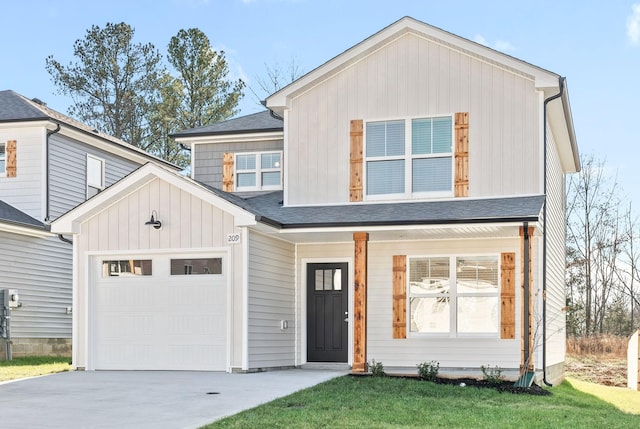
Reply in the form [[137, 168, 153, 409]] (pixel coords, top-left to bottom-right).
[[193, 140, 284, 189], [368, 239, 521, 369], [247, 232, 295, 368], [287, 33, 540, 205], [543, 125, 567, 368], [49, 135, 139, 220], [0, 232, 71, 338]]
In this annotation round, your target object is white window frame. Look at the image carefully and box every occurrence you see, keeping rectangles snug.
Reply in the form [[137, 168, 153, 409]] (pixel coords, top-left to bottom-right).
[[407, 254, 500, 338], [86, 154, 105, 198], [0, 142, 6, 176], [364, 115, 454, 200], [234, 151, 282, 192]]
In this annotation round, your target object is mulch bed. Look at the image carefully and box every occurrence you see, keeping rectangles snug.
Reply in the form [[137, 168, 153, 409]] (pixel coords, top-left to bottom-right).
[[352, 373, 552, 396]]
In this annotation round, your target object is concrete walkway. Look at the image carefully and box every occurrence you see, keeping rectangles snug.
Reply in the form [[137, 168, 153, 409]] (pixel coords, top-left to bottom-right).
[[0, 369, 346, 429]]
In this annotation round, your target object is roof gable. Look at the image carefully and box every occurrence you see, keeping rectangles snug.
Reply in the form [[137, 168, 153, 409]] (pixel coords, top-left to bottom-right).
[[266, 17, 560, 113], [51, 163, 256, 234]]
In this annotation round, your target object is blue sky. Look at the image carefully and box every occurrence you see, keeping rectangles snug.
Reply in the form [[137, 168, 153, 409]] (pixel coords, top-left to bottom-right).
[[3, 1, 640, 206]]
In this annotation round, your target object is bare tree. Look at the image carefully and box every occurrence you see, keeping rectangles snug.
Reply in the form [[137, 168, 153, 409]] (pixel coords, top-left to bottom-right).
[[566, 154, 626, 335], [249, 58, 304, 105]]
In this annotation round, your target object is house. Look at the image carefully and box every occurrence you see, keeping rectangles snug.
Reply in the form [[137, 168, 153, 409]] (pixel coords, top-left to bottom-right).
[[0, 90, 179, 359], [51, 17, 579, 384]]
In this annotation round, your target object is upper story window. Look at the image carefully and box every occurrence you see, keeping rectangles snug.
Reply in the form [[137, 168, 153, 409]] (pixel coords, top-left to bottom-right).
[[365, 116, 453, 199], [235, 151, 282, 191], [87, 154, 105, 198], [0, 142, 5, 175], [409, 255, 499, 336]]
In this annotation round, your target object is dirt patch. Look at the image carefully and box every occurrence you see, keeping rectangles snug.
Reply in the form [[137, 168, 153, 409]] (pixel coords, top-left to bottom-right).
[[565, 354, 627, 387], [434, 376, 551, 395]]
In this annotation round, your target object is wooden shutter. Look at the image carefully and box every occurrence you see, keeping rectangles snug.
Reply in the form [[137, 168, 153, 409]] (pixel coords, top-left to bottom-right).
[[392, 255, 407, 339], [454, 113, 469, 197], [500, 252, 516, 339], [6, 140, 17, 178], [222, 152, 234, 192], [349, 120, 363, 202]]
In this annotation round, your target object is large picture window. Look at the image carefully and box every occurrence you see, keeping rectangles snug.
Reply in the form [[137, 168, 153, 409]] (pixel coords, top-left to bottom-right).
[[409, 255, 499, 336], [365, 116, 452, 198], [235, 151, 282, 191]]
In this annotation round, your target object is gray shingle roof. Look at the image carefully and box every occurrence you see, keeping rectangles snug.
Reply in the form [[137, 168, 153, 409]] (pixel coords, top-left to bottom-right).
[[0, 200, 45, 230], [0, 90, 179, 169], [205, 187, 544, 228], [171, 111, 283, 138]]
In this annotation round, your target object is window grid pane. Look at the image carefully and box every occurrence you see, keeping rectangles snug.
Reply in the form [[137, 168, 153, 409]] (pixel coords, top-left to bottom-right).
[[0, 144, 5, 172], [237, 173, 256, 187], [367, 159, 404, 195], [236, 154, 256, 171], [412, 157, 452, 193], [262, 171, 281, 187]]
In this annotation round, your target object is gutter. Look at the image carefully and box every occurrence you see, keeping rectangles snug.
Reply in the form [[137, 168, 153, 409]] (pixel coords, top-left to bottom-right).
[[541, 76, 565, 387]]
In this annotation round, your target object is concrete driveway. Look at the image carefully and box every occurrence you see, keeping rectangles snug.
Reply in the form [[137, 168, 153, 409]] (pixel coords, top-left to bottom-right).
[[0, 369, 346, 429]]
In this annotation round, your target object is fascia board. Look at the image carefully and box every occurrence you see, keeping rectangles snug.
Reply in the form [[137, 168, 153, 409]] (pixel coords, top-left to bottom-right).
[[175, 131, 284, 146]]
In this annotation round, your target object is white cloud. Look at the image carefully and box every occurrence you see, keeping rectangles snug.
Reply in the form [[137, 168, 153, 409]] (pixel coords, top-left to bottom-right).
[[473, 34, 488, 46], [474, 34, 515, 53], [627, 3, 640, 45]]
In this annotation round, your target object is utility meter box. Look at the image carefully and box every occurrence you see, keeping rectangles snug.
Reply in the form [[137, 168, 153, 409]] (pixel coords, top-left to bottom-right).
[[2, 289, 20, 308]]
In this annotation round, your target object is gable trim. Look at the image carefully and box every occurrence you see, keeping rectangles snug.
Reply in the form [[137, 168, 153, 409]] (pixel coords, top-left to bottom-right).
[[51, 163, 256, 234]]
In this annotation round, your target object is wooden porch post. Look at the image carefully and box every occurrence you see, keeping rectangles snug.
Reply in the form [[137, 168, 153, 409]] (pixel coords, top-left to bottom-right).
[[520, 225, 535, 372], [352, 232, 369, 373]]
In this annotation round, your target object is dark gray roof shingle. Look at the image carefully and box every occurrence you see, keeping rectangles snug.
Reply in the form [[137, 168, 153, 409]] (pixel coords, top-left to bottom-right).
[[171, 111, 283, 138], [0, 90, 49, 121], [205, 187, 544, 228], [0, 200, 45, 230]]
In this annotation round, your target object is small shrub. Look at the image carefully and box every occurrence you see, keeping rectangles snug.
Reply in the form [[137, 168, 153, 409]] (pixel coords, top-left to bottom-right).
[[369, 359, 386, 377], [480, 364, 504, 384], [417, 360, 439, 381]]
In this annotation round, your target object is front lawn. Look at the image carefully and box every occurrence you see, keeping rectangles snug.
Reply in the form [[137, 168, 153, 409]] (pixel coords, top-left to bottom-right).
[[205, 375, 640, 428], [0, 356, 71, 382]]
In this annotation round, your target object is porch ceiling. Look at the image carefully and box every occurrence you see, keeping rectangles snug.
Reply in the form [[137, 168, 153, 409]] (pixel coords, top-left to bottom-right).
[[254, 222, 534, 244]]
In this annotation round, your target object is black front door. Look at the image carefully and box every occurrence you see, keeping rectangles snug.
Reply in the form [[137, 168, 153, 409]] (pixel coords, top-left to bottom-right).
[[307, 263, 348, 362]]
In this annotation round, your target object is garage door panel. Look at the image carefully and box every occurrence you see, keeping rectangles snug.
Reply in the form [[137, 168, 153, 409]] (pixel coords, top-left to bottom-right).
[[93, 253, 227, 371]]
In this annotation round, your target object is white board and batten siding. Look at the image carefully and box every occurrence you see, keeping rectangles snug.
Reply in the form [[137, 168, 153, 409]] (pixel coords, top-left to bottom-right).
[[74, 177, 245, 371], [246, 231, 295, 369], [286, 32, 540, 205], [0, 231, 71, 338], [49, 134, 140, 220], [0, 127, 44, 220]]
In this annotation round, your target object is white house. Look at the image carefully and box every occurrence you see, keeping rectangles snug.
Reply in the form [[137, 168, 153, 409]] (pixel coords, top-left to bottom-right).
[[0, 90, 178, 359], [52, 17, 579, 384]]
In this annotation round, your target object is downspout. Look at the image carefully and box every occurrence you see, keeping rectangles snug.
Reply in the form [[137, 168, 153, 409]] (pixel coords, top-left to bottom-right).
[[58, 234, 73, 245], [542, 77, 565, 386], [523, 222, 530, 374], [45, 123, 61, 223]]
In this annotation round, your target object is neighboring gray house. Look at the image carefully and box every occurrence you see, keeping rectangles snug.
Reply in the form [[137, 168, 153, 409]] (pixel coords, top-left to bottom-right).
[[52, 17, 579, 384], [0, 90, 178, 358]]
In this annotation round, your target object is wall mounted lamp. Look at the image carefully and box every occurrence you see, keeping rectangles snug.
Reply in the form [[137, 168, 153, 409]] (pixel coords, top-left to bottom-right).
[[144, 210, 162, 230]]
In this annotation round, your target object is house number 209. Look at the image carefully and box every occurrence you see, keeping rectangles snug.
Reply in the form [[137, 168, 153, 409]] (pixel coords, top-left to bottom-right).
[[226, 233, 241, 244]]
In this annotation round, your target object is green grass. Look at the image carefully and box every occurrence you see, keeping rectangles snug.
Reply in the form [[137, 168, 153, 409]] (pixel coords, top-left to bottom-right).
[[0, 356, 71, 382], [204, 376, 640, 429], [567, 377, 640, 415]]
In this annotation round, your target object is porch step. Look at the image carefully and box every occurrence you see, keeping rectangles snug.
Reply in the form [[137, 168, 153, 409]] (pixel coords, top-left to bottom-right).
[[301, 363, 351, 371]]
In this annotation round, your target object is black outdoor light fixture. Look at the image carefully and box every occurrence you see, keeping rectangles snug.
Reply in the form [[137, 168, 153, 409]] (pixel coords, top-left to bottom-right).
[[144, 210, 162, 230]]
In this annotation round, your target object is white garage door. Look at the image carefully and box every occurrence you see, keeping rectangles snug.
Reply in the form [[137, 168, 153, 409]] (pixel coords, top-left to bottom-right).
[[92, 253, 227, 371]]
